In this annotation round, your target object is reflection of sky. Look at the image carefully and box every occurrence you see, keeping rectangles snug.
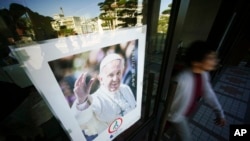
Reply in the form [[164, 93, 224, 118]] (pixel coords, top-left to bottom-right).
[[1, 0, 172, 18], [0, 0, 103, 18], [160, 0, 173, 14]]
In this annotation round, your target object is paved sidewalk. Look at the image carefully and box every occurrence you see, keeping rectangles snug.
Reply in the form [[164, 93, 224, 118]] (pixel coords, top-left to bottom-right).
[[189, 66, 250, 141]]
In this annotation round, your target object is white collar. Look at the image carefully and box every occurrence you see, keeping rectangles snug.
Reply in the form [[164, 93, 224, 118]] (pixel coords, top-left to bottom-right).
[[100, 85, 120, 98]]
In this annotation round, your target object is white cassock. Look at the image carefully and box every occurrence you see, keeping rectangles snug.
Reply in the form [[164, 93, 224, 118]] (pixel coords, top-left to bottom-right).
[[71, 84, 136, 136]]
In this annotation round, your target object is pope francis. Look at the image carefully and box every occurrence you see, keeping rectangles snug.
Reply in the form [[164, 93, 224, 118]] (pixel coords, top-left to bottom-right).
[[71, 53, 136, 140]]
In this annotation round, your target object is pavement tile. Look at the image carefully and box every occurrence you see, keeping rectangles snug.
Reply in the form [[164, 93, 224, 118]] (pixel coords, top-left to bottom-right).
[[223, 67, 250, 79], [214, 82, 250, 102], [219, 74, 250, 89]]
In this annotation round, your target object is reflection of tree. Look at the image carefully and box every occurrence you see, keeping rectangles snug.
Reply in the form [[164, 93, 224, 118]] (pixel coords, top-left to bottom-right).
[[157, 3, 171, 33], [162, 9, 171, 15], [28, 10, 56, 40], [0, 3, 57, 43], [98, 0, 116, 30], [117, 0, 137, 27], [58, 28, 75, 37], [162, 3, 172, 15], [0, 8, 19, 40], [157, 15, 169, 33], [98, 0, 138, 30]]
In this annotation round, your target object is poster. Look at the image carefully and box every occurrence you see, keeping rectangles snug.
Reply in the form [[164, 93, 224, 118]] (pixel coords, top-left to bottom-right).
[[11, 26, 146, 141]]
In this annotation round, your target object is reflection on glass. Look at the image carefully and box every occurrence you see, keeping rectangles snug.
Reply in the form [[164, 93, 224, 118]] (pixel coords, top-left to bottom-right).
[[158, 0, 172, 33], [0, 0, 143, 67], [0, 0, 142, 44]]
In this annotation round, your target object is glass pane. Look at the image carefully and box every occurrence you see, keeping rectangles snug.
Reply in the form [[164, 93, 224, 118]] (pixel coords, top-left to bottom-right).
[[143, 0, 173, 116], [0, 0, 143, 44], [0, 0, 174, 140], [0, 0, 144, 68]]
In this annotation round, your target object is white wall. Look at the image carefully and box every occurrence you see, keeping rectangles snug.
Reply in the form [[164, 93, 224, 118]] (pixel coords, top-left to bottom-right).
[[180, 0, 222, 47]]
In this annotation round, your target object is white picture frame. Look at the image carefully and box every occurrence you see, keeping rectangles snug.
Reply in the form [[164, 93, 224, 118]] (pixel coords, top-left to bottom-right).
[[10, 26, 146, 141]]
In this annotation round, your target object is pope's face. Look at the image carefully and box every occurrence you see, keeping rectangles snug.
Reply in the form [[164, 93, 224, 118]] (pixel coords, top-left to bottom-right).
[[99, 59, 124, 92]]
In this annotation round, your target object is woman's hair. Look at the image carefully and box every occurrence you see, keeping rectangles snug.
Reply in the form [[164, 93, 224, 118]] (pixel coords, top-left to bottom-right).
[[184, 40, 215, 66]]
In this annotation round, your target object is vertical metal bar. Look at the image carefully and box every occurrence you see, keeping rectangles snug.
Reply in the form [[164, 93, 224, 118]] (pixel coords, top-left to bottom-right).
[[144, 73, 155, 120], [156, 81, 177, 141], [160, 34, 165, 53], [211, 13, 236, 79], [147, 126, 155, 141], [216, 12, 236, 53]]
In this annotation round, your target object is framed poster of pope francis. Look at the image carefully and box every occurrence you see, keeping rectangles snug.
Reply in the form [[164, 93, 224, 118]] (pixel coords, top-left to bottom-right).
[[10, 26, 146, 141]]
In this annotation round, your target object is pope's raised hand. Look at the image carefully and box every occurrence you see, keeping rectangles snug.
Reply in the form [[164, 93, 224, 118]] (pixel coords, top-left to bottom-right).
[[74, 73, 96, 104]]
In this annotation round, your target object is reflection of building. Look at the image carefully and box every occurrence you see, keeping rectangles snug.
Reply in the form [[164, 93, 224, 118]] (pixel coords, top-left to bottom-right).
[[81, 17, 102, 33], [51, 13, 101, 36], [51, 14, 83, 36]]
